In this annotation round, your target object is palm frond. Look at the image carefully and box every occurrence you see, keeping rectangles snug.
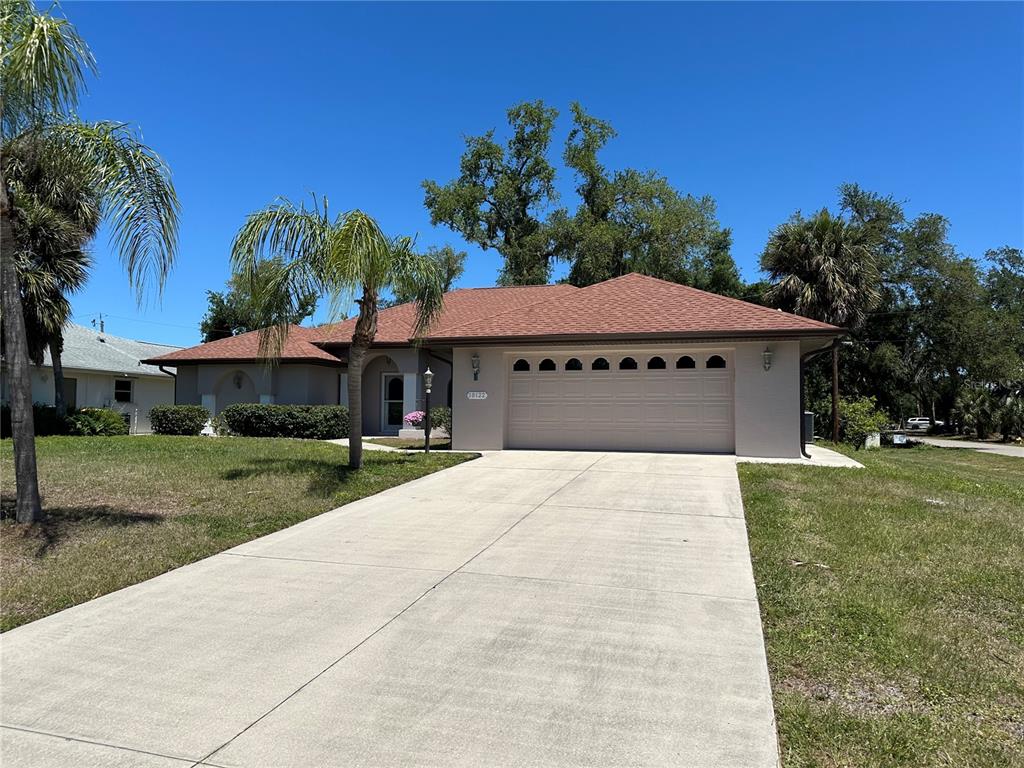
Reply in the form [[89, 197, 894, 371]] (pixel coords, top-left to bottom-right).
[[43, 119, 179, 302], [388, 238, 446, 339], [1, 0, 95, 136], [230, 198, 333, 359], [331, 209, 391, 289]]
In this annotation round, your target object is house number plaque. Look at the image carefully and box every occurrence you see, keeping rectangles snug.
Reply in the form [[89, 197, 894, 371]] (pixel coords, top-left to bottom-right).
[[466, 391, 488, 400]]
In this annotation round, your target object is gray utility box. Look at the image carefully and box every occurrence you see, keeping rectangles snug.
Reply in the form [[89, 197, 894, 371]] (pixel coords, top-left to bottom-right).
[[804, 411, 815, 443]]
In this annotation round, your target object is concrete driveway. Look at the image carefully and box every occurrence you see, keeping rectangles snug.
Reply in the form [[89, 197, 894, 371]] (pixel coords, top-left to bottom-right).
[[0, 451, 779, 768]]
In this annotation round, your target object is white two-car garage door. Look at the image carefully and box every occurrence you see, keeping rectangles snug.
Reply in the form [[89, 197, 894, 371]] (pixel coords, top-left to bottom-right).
[[506, 352, 735, 453]]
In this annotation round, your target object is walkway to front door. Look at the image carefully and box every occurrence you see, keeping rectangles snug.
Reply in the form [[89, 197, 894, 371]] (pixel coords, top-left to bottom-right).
[[0, 451, 779, 767]]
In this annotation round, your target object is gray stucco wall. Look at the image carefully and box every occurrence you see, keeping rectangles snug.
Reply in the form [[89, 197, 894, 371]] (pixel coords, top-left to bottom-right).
[[174, 363, 341, 415], [733, 340, 802, 458], [451, 347, 509, 451]]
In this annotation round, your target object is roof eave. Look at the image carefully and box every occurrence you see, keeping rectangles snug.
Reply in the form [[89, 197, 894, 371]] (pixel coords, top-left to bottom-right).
[[139, 356, 345, 367], [420, 327, 845, 346]]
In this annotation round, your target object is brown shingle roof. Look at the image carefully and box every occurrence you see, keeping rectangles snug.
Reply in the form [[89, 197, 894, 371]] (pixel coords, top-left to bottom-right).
[[143, 325, 341, 365], [145, 275, 839, 364], [311, 284, 578, 346], [423, 273, 840, 342]]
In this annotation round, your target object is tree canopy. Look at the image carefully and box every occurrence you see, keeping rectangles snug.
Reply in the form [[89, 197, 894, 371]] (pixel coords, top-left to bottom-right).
[[425, 100, 742, 293], [384, 244, 466, 307], [200, 257, 318, 342], [767, 184, 1024, 437], [423, 101, 558, 286]]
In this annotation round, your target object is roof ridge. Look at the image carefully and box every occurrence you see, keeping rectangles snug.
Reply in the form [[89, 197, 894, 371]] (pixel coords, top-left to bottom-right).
[[68, 323, 184, 351], [447, 283, 572, 293]]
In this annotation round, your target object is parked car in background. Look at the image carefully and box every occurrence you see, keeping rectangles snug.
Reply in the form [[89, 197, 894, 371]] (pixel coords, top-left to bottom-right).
[[906, 417, 944, 431]]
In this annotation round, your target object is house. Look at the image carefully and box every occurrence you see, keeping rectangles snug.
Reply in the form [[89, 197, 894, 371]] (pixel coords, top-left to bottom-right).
[[1, 323, 180, 434], [145, 274, 842, 457]]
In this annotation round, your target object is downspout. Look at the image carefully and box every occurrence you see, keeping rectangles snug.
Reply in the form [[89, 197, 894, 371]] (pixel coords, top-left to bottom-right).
[[159, 366, 177, 404], [800, 339, 841, 458]]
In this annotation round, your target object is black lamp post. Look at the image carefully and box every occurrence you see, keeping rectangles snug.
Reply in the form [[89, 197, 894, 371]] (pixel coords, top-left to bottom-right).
[[423, 366, 434, 453]]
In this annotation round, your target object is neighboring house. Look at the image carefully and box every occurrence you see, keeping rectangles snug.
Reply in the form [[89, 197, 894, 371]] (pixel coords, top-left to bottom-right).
[[145, 273, 842, 457], [1, 323, 180, 434]]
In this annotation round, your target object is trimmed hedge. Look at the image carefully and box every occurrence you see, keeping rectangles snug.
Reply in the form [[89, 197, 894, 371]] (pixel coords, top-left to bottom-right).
[[66, 408, 129, 436], [221, 404, 350, 439], [150, 405, 210, 436]]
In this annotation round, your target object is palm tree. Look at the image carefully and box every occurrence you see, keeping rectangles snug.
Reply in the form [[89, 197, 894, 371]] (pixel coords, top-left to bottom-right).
[[4, 133, 99, 415], [231, 198, 445, 469], [761, 209, 880, 440], [2, 1, 180, 523]]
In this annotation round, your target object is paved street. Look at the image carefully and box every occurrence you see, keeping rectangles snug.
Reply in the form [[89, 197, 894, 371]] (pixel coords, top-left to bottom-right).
[[915, 436, 1024, 458]]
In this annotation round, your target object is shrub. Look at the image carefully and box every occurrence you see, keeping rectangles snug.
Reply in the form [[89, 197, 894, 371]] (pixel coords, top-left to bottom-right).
[[66, 408, 129, 436], [220, 403, 349, 439], [0, 404, 69, 437], [150, 405, 210, 436], [839, 397, 889, 448], [955, 384, 997, 439], [429, 405, 452, 437]]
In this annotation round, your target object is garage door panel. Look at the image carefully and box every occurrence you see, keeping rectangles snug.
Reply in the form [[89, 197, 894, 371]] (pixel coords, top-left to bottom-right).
[[536, 379, 563, 397], [703, 404, 733, 427], [561, 381, 587, 398], [507, 354, 735, 453], [672, 378, 704, 397], [509, 380, 534, 399], [642, 377, 678, 397], [702, 375, 733, 397]]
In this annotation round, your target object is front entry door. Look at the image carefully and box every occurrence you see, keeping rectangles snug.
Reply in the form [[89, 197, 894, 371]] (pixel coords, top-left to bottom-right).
[[381, 374, 404, 434]]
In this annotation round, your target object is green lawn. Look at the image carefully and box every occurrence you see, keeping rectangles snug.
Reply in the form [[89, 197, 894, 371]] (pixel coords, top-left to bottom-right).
[[739, 445, 1024, 767], [0, 436, 474, 631]]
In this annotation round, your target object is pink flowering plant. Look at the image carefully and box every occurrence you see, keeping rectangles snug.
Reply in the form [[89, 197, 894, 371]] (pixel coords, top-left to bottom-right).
[[403, 410, 426, 428]]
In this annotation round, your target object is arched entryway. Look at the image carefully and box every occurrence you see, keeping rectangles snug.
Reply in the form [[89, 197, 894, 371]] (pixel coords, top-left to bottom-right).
[[361, 354, 401, 435], [214, 369, 258, 415]]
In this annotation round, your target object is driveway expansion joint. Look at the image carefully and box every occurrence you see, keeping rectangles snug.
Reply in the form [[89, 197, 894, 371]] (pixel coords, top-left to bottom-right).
[[1, 724, 202, 765]]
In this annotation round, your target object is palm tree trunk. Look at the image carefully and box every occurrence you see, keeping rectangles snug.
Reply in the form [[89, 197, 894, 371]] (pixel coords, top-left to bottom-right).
[[346, 343, 366, 470], [1, 174, 44, 523], [831, 344, 840, 442], [347, 287, 379, 470], [51, 337, 67, 417]]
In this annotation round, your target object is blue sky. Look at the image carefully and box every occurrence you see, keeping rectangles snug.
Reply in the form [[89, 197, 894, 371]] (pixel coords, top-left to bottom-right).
[[63, 1, 1023, 347]]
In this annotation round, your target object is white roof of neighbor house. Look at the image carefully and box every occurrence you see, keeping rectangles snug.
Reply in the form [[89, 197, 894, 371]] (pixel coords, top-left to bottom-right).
[[41, 323, 182, 378]]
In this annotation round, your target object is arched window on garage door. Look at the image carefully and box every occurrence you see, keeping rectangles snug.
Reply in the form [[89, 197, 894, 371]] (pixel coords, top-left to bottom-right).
[[539, 358, 557, 371], [619, 357, 638, 370], [592, 357, 610, 371], [647, 356, 666, 369], [565, 358, 583, 371], [513, 358, 530, 372], [706, 354, 727, 369], [676, 355, 696, 369]]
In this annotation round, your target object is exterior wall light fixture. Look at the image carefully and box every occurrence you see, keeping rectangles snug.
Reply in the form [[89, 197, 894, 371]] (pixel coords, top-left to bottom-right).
[[762, 347, 773, 372], [471, 352, 481, 381]]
